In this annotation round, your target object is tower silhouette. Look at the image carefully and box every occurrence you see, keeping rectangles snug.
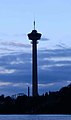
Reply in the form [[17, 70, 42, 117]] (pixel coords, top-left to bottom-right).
[[28, 21, 42, 96]]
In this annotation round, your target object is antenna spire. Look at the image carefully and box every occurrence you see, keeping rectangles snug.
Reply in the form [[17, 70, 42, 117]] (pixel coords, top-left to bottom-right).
[[34, 20, 35, 30]]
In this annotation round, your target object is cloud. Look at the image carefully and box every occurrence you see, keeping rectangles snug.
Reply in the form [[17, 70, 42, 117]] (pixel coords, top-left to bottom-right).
[[0, 47, 14, 51], [55, 42, 67, 49], [38, 83, 55, 88], [12, 82, 31, 88], [10, 60, 25, 65], [39, 64, 70, 71], [0, 33, 26, 37], [0, 81, 12, 87], [0, 40, 31, 55], [0, 81, 31, 88], [0, 67, 15, 74], [56, 44, 65, 49], [41, 37, 49, 41], [39, 65, 48, 70], [43, 57, 71, 62], [1, 41, 30, 48], [38, 48, 71, 73], [0, 48, 70, 95]]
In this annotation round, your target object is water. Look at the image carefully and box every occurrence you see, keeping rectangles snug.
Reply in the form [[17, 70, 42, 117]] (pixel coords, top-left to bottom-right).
[[0, 115, 71, 120]]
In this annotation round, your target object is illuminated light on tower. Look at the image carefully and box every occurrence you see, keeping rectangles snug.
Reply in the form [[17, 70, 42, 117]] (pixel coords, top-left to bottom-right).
[[27, 21, 42, 96]]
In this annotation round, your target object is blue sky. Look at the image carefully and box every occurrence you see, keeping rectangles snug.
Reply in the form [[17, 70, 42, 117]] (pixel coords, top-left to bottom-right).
[[0, 0, 71, 96]]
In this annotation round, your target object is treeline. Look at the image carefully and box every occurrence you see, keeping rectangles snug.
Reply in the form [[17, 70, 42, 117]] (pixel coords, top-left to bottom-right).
[[0, 84, 71, 114]]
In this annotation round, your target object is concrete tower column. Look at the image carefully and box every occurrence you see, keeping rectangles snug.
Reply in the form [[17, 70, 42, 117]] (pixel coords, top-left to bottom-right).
[[32, 40, 38, 96]]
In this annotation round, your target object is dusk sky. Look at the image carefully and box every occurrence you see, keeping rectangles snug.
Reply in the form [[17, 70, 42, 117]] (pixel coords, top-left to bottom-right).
[[0, 0, 71, 96]]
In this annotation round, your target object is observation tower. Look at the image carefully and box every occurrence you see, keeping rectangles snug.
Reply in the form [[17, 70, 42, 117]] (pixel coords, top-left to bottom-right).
[[27, 21, 42, 96]]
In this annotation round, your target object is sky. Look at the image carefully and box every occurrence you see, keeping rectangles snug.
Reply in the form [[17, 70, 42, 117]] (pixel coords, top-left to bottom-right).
[[0, 0, 71, 96]]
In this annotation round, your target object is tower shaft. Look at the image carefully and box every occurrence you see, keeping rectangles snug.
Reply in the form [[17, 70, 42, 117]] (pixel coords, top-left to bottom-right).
[[32, 40, 38, 96]]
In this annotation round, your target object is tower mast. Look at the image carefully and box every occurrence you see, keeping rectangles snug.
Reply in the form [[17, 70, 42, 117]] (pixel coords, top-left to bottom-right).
[[34, 20, 35, 30]]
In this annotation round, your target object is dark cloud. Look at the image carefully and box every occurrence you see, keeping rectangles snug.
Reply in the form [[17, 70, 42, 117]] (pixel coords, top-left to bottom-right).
[[56, 44, 66, 49], [0, 48, 70, 95], [40, 37, 49, 41], [55, 42, 68, 49], [0, 41, 30, 48], [0, 33, 26, 37], [0, 47, 14, 51], [39, 48, 71, 58]]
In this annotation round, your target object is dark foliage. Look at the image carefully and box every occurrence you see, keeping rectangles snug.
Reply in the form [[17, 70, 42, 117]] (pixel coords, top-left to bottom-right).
[[0, 84, 71, 114]]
